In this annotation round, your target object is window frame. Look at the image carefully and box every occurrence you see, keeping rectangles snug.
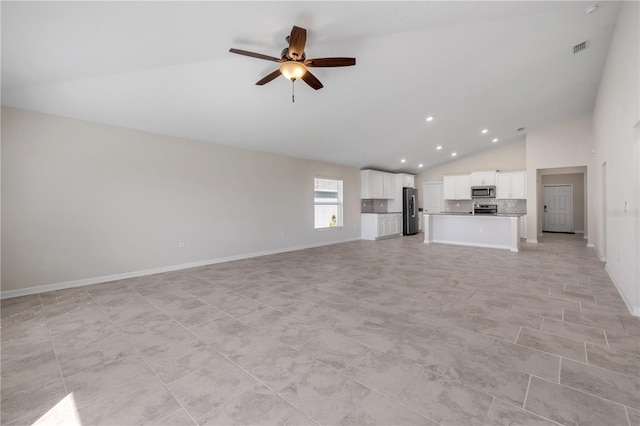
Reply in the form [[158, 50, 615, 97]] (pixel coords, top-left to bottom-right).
[[313, 176, 344, 230]]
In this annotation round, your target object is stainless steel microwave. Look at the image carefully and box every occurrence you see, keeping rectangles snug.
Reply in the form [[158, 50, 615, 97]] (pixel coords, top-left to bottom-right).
[[471, 186, 496, 198]]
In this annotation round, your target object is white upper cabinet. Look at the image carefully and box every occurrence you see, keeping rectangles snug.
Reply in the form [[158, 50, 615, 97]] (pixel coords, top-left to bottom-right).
[[398, 173, 415, 189], [361, 170, 396, 199], [496, 171, 527, 199], [388, 173, 416, 212], [443, 174, 471, 200], [382, 173, 395, 198], [470, 171, 496, 187]]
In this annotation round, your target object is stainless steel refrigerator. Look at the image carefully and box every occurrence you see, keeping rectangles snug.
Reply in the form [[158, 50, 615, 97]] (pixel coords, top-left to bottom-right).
[[403, 187, 419, 235]]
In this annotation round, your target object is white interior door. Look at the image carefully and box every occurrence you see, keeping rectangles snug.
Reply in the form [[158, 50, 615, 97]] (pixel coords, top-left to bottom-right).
[[543, 185, 573, 232], [423, 183, 444, 213]]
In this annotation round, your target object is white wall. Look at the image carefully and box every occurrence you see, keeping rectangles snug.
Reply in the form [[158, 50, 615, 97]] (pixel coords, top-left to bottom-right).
[[1, 107, 361, 297], [525, 114, 593, 243], [591, 2, 640, 315]]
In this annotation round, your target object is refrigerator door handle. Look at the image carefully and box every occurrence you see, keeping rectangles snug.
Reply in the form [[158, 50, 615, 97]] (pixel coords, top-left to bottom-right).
[[411, 195, 416, 217]]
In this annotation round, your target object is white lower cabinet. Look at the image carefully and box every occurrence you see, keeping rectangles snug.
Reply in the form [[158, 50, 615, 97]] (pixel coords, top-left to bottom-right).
[[361, 213, 403, 240]]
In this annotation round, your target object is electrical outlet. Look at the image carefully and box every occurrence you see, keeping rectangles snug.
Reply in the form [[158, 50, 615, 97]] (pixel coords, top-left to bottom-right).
[[178, 240, 185, 248]]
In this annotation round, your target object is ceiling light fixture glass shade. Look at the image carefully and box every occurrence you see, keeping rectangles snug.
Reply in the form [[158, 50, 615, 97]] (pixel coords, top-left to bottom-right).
[[280, 61, 307, 81]]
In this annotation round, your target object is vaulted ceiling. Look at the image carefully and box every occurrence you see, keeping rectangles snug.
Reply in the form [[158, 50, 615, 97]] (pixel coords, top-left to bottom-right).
[[1, 1, 620, 173]]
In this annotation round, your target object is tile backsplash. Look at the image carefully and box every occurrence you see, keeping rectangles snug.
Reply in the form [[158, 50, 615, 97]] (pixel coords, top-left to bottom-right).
[[443, 199, 526, 214], [361, 199, 388, 213]]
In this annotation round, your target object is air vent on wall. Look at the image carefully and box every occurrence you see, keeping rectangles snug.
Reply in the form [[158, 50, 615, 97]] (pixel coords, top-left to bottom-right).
[[573, 40, 588, 54]]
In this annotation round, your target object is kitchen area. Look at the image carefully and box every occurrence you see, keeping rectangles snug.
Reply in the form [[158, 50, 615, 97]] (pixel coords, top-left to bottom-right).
[[360, 170, 420, 240], [426, 169, 527, 251], [361, 168, 528, 252]]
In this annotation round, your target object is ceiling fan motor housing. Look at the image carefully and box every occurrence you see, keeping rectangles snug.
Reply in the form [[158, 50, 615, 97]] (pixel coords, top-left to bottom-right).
[[281, 48, 305, 61]]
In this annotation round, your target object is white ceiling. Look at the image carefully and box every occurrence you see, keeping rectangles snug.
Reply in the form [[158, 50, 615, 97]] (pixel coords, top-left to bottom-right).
[[1, 1, 620, 173]]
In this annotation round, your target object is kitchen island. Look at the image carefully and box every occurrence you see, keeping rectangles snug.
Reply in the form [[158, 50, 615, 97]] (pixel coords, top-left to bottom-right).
[[423, 213, 523, 252]]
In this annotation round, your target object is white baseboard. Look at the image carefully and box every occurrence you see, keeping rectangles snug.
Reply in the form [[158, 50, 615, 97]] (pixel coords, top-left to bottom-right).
[[592, 245, 605, 261], [575, 230, 585, 234], [526, 238, 538, 244], [605, 265, 639, 317], [0, 237, 361, 300]]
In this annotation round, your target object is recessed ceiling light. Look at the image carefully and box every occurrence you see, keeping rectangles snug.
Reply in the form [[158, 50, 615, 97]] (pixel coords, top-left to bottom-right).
[[436, 146, 442, 150], [451, 152, 457, 157], [586, 4, 598, 14], [400, 159, 406, 163], [492, 138, 499, 143], [481, 129, 488, 134], [419, 164, 424, 168], [426, 116, 434, 122]]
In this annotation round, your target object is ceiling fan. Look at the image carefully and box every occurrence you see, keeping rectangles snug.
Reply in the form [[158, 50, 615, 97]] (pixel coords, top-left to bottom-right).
[[229, 25, 355, 99]]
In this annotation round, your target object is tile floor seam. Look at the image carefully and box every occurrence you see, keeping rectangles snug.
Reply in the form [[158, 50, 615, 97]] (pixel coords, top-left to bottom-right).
[[195, 379, 322, 426], [603, 328, 611, 348], [39, 293, 69, 395], [584, 342, 589, 364], [294, 336, 446, 424], [389, 376, 449, 426], [624, 406, 632, 426], [78, 290, 189, 414], [522, 375, 532, 409], [97, 302, 202, 426], [558, 356, 562, 383], [536, 372, 636, 412], [560, 352, 640, 380], [514, 326, 522, 344], [493, 396, 565, 426], [164, 325, 325, 426], [541, 320, 608, 346], [154, 407, 189, 425], [481, 397, 495, 425]]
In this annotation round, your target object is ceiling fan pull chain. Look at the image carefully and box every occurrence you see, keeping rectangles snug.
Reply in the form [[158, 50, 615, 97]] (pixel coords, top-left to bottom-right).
[[291, 79, 295, 103]]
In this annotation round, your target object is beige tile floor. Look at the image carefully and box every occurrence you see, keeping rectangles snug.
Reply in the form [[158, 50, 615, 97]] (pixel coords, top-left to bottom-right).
[[2, 233, 639, 425]]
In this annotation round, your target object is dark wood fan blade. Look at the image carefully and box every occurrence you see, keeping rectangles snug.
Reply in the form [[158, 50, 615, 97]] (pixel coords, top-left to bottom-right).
[[301, 70, 323, 90], [255, 69, 282, 86], [288, 26, 307, 60], [305, 57, 356, 67], [229, 48, 282, 63]]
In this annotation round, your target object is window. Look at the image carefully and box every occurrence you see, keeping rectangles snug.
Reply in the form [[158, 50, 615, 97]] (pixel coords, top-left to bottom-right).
[[314, 177, 343, 229]]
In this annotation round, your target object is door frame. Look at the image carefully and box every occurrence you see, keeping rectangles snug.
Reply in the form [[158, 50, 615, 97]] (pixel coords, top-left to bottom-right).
[[542, 184, 574, 233]]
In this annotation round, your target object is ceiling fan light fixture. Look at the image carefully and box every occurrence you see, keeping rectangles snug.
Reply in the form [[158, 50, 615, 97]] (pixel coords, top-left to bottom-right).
[[280, 61, 307, 81]]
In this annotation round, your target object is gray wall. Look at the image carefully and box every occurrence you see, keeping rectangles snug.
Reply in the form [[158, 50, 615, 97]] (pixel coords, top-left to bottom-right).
[[1, 108, 361, 296]]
